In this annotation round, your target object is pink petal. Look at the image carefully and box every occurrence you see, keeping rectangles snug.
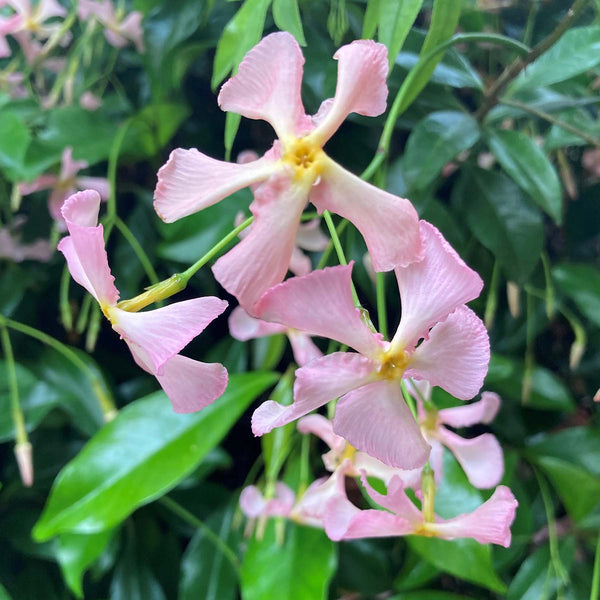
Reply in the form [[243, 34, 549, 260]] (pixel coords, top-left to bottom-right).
[[288, 246, 312, 276], [438, 392, 501, 428], [116, 11, 144, 52], [19, 174, 57, 195], [353, 452, 422, 489], [36, 0, 66, 21], [311, 40, 388, 145], [297, 414, 345, 454], [58, 191, 119, 305], [361, 473, 423, 521], [218, 32, 307, 139], [111, 297, 228, 373], [256, 263, 384, 358], [60, 147, 87, 181], [333, 380, 431, 470], [212, 173, 305, 314], [437, 429, 504, 489], [228, 306, 287, 341], [310, 159, 422, 272], [252, 351, 378, 436], [76, 176, 110, 199], [295, 219, 329, 252], [287, 330, 322, 367], [406, 306, 490, 401], [154, 148, 278, 223], [153, 354, 228, 414], [433, 486, 518, 547], [240, 483, 295, 518], [239, 485, 266, 518], [392, 221, 484, 349]]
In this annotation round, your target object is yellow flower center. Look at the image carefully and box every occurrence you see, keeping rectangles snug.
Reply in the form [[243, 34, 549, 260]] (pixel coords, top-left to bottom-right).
[[340, 443, 356, 462], [282, 137, 325, 183], [100, 303, 117, 325], [377, 347, 409, 381]]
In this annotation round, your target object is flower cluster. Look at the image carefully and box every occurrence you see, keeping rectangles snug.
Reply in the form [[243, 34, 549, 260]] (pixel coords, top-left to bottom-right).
[[59, 31, 517, 547]]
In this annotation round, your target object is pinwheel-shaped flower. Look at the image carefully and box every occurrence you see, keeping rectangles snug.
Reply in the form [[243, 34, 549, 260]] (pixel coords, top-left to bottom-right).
[[154, 32, 422, 313], [252, 221, 489, 470], [58, 190, 228, 413]]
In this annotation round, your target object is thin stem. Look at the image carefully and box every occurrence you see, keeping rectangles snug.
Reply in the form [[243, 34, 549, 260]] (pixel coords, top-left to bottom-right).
[[114, 216, 159, 286], [376, 272, 388, 340], [159, 496, 240, 575], [401, 380, 418, 421], [60, 265, 73, 331], [316, 220, 348, 270], [484, 260, 501, 330], [540, 252, 555, 319], [591, 530, 600, 600], [0, 326, 27, 446]]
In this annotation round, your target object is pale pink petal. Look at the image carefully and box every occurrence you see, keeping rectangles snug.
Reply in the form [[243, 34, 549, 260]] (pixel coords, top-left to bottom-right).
[[154, 148, 278, 223], [287, 330, 322, 366], [239, 485, 267, 518], [433, 486, 518, 547], [297, 414, 345, 454], [228, 306, 287, 341], [58, 191, 119, 305], [295, 219, 329, 252], [212, 173, 305, 314], [438, 392, 501, 428], [35, 0, 66, 21], [6, 0, 30, 16], [361, 473, 423, 521], [437, 429, 504, 489], [218, 32, 307, 139], [19, 174, 57, 195], [406, 306, 490, 401], [334, 380, 430, 470], [312, 40, 388, 145], [252, 352, 378, 436], [0, 34, 11, 58], [310, 159, 422, 272], [80, 91, 102, 111], [392, 221, 484, 349], [240, 483, 295, 518], [153, 354, 228, 413], [288, 246, 312, 276], [111, 297, 228, 373], [353, 452, 422, 489], [60, 147, 87, 180], [77, 0, 113, 22], [116, 11, 144, 52], [256, 263, 384, 358], [76, 176, 110, 199]]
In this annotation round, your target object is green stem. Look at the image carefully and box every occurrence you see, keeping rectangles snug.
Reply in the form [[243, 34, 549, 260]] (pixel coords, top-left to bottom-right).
[[60, 265, 73, 331], [76, 294, 93, 334], [114, 216, 160, 286], [376, 272, 388, 340], [401, 380, 418, 421], [591, 530, 600, 600], [484, 260, 501, 330], [540, 252, 555, 319], [159, 496, 240, 575], [316, 220, 348, 270]]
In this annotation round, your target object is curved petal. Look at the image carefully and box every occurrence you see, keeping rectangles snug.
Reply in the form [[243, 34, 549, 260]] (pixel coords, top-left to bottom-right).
[[437, 429, 504, 489], [312, 40, 388, 145], [310, 158, 422, 272], [256, 263, 384, 358], [212, 173, 305, 314], [406, 306, 490, 401], [252, 352, 378, 436], [218, 32, 307, 140], [353, 452, 422, 489], [392, 221, 484, 349], [152, 354, 228, 414], [116, 11, 144, 52], [19, 174, 57, 195], [333, 380, 431, 470], [240, 483, 295, 518], [287, 330, 322, 367], [76, 176, 110, 199], [112, 297, 228, 374], [295, 219, 329, 252], [361, 473, 423, 521], [297, 414, 345, 454], [438, 391, 501, 428], [154, 148, 278, 223], [433, 486, 518, 547], [288, 246, 312, 276], [293, 467, 347, 527], [228, 306, 287, 341]]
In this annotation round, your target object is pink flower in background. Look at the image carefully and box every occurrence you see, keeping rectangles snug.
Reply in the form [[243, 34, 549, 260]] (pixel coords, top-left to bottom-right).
[[252, 221, 489, 470], [78, 0, 144, 53], [58, 190, 228, 413], [20, 147, 109, 229], [154, 32, 422, 313], [80, 91, 102, 111], [0, 218, 52, 263], [412, 380, 504, 489], [229, 305, 322, 367], [324, 473, 518, 547]]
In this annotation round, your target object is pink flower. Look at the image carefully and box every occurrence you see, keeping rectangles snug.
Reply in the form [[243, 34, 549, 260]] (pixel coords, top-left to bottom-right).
[[57, 190, 228, 413], [0, 226, 52, 262], [20, 147, 109, 229], [324, 473, 518, 547], [78, 0, 144, 53], [154, 32, 422, 314], [252, 221, 489, 470], [229, 305, 322, 367], [412, 380, 504, 489]]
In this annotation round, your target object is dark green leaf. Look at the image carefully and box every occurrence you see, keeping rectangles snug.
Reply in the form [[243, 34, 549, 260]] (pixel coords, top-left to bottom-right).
[[390, 592, 472, 600], [272, 0, 306, 45], [0, 583, 11, 600], [241, 521, 337, 600], [486, 128, 562, 224], [553, 263, 600, 327], [338, 540, 395, 595], [402, 111, 480, 191], [378, 0, 423, 69], [0, 111, 30, 181], [544, 109, 600, 150], [33, 372, 277, 540]]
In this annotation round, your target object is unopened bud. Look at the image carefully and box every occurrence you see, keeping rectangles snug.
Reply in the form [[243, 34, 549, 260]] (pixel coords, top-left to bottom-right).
[[421, 465, 436, 524], [507, 282, 521, 318], [593, 388, 600, 403], [14, 442, 33, 487], [569, 341, 585, 370], [117, 274, 186, 312]]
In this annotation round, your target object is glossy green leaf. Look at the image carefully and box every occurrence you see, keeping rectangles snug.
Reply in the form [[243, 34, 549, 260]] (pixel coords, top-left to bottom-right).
[[402, 111, 480, 191], [272, 0, 306, 45], [552, 263, 600, 327], [338, 540, 395, 595], [241, 521, 337, 600], [390, 592, 472, 600], [0, 111, 30, 181], [362, 0, 380, 38], [56, 530, 114, 598], [33, 372, 277, 540], [544, 109, 600, 150], [454, 168, 544, 283], [487, 128, 562, 224], [378, 0, 423, 69], [509, 26, 600, 93]]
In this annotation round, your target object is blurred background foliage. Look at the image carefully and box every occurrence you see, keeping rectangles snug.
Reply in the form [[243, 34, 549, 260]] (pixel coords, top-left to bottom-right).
[[1, 0, 600, 598]]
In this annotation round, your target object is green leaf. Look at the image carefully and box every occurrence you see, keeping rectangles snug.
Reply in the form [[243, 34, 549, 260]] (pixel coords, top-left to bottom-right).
[[486, 128, 562, 224], [390, 592, 473, 600], [552, 263, 600, 327], [179, 505, 240, 600], [509, 26, 600, 93], [486, 354, 575, 412], [454, 168, 543, 283], [402, 111, 480, 191], [212, 0, 272, 89], [241, 521, 337, 600], [362, 0, 380, 39], [0, 111, 30, 181], [56, 530, 114, 598], [378, 0, 424, 69], [0, 582, 12, 600], [544, 109, 600, 150], [33, 372, 277, 540], [272, 0, 306, 45]]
